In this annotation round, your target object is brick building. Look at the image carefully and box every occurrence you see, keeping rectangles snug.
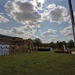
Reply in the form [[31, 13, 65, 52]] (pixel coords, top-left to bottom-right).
[[0, 34, 34, 47]]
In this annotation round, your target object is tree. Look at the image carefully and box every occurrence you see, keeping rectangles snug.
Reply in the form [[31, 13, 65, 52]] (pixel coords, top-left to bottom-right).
[[56, 41, 60, 47], [67, 40, 74, 49], [33, 38, 42, 47], [50, 42, 57, 49], [62, 41, 66, 45], [62, 41, 67, 48]]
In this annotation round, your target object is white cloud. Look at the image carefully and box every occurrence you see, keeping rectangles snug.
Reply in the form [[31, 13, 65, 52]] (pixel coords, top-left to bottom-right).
[[49, 6, 67, 24], [42, 37, 58, 43], [11, 25, 37, 39], [47, 4, 56, 9], [4, 0, 68, 26], [50, 37, 58, 42], [4, 0, 41, 25], [31, 0, 46, 10], [0, 13, 9, 24], [67, 12, 75, 24], [41, 29, 57, 43], [0, 25, 38, 39], [42, 29, 57, 36], [11, 27, 24, 35], [42, 4, 68, 24], [60, 26, 73, 37], [11, 26, 32, 34], [3, 0, 71, 42], [0, 28, 12, 35]]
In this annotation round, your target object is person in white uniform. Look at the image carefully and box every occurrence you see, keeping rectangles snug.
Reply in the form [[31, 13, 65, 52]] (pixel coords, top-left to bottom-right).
[[63, 45, 66, 51], [2, 43, 5, 55], [4, 44, 7, 55]]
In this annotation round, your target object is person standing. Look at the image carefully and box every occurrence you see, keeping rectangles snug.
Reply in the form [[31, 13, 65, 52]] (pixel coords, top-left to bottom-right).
[[0, 43, 2, 56], [6, 44, 10, 55], [2, 43, 4, 55], [63, 44, 66, 51], [4, 43, 7, 55]]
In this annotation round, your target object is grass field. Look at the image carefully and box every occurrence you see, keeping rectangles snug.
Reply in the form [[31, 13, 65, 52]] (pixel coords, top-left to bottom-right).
[[0, 52, 75, 75]]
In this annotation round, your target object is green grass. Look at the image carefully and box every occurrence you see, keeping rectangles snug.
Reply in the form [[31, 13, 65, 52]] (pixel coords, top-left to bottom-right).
[[0, 52, 75, 75]]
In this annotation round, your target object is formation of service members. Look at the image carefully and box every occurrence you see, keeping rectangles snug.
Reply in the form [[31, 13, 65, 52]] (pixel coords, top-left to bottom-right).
[[10, 44, 35, 54], [0, 43, 10, 56], [0, 42, 36, 56]]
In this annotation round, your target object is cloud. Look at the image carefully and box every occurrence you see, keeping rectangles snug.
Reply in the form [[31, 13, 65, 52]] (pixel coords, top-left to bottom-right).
[[49, 6, 67, 24], [4, 0, 41, 25], [49, 37, 58, 43], [0, 28, 12, 35], [11, 25, 37, 39], [31, 0, 46, 10], [60, 26, 73, 37], [4, 0, 68, 26], [11, 25, 36, 34], [60, 26, 74, 41], [42, 29, 57, 36], [42, 4, 68, 24], [42, 37, 58, 43], [7, 26, 58, 42], [2, 26, 57, 42], [41, 29, 57, 43], [0, 13, 9, 24], [0, 25, 38, 39], [14, 0, 46, 7], [67, 12, 75, 24], [3, 0, 71, 42], [11, 27, 24, 35], [0, 22, 37, 39]]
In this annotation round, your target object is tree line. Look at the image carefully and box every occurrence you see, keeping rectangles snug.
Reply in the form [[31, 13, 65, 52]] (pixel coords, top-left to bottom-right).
[[29, 38, 74, 49]]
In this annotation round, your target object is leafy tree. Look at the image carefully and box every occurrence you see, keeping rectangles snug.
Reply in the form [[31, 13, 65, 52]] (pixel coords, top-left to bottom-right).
[[50, 42, 57, 49], [33, 38, 42, 47], [27, 38, 33, 41], [62, 41, 67, 45], [56, 41, 60, 47], [62, 41, 67, 48], [67, 40, 74, 49]]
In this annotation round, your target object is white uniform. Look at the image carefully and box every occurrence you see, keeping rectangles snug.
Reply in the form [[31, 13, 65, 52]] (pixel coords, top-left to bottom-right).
[[2, 44, 5, 55], [4, 44, 7, 55], [63, 45, 66, 51]]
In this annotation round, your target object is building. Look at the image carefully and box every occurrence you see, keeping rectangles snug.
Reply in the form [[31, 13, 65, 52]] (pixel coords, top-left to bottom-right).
[[0, 34, 34, 47]]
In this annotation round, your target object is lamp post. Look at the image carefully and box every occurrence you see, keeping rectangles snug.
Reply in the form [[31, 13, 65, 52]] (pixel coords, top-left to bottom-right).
[[68, 0, 75, 48]]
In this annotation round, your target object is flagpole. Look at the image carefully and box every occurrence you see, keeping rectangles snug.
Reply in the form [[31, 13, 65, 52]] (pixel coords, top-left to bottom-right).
[[68, 0, 75, 48]]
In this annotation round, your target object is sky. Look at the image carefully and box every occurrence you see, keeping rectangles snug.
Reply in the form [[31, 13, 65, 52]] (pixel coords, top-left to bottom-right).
[[0, 0, 75, 43]]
